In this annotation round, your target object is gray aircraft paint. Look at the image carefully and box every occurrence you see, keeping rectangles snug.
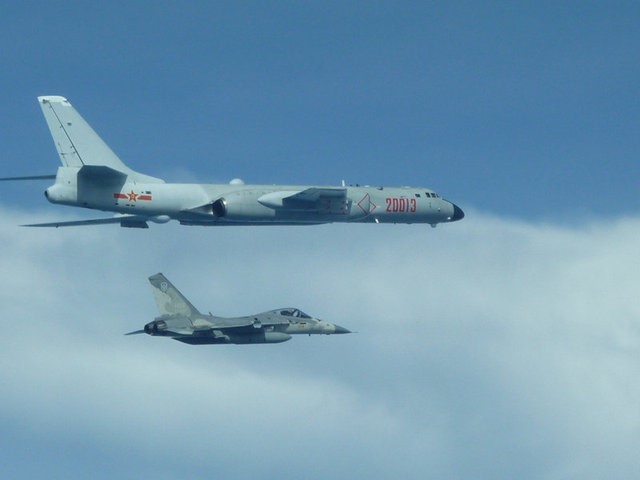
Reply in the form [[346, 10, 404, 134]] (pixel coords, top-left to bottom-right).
[[126, 273, 350, 345]]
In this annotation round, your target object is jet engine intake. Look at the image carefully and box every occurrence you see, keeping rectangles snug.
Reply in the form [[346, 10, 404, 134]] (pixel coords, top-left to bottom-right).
[[208, 194, 265, 220], [210, 198, 227, 217]]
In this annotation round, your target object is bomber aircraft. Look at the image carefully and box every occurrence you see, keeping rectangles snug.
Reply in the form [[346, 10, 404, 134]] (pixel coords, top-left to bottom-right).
[[2, 96, 464, 228], [126, 273, 350, 344]]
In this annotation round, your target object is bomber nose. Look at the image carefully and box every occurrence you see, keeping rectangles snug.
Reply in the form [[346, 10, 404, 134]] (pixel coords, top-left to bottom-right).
[[333, 324, 351, 334], [449, 203, 465, 222]]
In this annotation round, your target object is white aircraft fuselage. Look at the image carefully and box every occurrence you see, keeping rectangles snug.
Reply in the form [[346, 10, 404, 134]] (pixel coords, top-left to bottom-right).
[[9, 96, 464, 228], [45, 166, 462, 226]]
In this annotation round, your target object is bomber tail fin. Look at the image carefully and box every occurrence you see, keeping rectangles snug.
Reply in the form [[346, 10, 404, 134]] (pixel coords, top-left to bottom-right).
[[38, 96, 163, 183], [148, 273, 202, 318]]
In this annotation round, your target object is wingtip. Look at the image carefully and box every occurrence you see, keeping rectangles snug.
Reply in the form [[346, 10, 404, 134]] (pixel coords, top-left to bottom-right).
[[0, 174, 56, 181], [20, 223, 59, 228]]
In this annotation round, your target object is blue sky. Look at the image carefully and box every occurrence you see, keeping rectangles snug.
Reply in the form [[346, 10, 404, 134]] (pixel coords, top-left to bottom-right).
[[1, 3, 640, 479], [2, 2, 639, 219]]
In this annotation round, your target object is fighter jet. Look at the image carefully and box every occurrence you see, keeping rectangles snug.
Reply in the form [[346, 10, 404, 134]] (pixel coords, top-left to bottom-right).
[[126, 273, 350, 344], [2, 96, 464, 228]]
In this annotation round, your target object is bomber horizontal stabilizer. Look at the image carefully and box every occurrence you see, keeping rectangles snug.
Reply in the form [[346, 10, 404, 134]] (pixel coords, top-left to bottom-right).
[[0, 174, 56, 181]]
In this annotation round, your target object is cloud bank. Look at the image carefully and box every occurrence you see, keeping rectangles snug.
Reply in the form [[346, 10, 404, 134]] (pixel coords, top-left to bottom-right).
[[1, 206, 639, 479]]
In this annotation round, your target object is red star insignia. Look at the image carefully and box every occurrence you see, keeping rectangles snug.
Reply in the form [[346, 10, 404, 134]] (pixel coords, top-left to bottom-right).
[[127, 190, 138, 202]]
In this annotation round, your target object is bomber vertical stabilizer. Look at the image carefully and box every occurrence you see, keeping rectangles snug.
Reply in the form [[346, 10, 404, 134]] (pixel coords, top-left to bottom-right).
[[38, 96, 163, 183]]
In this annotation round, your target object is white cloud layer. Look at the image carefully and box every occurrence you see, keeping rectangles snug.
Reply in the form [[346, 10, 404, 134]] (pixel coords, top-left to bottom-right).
[[1, 206, 639, 479]]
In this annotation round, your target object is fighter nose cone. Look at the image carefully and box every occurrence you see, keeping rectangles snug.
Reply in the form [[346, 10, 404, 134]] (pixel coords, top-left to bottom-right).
[[450, 203, 465, 222], [333, 325, 351, 334]]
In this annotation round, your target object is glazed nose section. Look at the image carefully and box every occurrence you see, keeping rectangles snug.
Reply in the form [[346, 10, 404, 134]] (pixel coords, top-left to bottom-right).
[[449, 203, 465, 222]]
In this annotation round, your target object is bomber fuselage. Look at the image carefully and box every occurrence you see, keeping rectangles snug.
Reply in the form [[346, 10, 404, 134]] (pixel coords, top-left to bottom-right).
[[45, 167, 463, 226]]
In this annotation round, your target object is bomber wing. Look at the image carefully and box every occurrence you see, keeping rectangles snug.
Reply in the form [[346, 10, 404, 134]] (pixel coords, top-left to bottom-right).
[[23, 214, 151, 228], [258, 187, 348, 214]]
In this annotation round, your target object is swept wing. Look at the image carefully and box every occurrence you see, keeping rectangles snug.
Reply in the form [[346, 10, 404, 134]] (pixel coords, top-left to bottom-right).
[[23, 215, 152, 228], [258, 187, 348, 214]]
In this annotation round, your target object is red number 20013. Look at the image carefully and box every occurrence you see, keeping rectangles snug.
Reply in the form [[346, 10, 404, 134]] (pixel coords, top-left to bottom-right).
[[385, 197, 417, 213]]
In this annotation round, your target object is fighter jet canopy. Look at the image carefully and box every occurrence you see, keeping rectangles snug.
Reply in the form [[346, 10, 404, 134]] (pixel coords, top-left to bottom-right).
[[277, 308, 311, 319]]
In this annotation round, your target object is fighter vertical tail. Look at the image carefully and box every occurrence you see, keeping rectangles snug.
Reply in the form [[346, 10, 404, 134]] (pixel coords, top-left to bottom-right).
[[148, 273, 202, 318]]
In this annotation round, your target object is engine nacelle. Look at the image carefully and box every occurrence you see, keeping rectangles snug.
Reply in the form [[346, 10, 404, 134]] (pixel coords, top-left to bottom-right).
[[208, 192, 273, 220], [210, 198, 227, 217]]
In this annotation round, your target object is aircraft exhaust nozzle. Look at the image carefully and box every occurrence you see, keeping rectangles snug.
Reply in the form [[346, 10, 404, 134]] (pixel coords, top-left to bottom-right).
[[144, 320, 167, 335], [44, 184, 76, 204]]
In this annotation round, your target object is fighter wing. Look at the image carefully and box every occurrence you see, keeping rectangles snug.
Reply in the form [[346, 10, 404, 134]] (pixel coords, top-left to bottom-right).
[[215, 323, 261, 334], [258, 187, 348, 214], [210, 315, 290, 334], [23, 214, 150, 228]]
